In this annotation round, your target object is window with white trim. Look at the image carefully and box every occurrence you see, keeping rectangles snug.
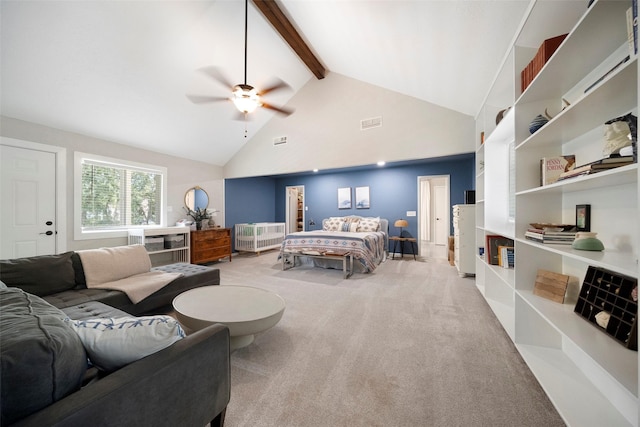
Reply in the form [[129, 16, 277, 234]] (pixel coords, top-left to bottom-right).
[[74, 152, 167, 239]]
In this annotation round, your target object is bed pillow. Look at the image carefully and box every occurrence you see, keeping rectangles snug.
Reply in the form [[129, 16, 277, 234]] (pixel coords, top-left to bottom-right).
[[324, 217, 343, 231], [67, 315, 185, 372], [357, 217, 381, 232], [339, 221, 359, 232]]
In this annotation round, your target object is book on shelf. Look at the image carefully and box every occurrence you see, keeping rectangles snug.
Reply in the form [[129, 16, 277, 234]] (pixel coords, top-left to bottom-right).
[[498, 245, 514, 269], [486, 235, 514, 266], [540, 155, 576, 186], [557, 155, 634, 180]]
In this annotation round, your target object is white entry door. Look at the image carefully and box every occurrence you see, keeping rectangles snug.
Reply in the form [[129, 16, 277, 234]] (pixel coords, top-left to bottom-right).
[[1, 145, 57, 258], [434, 185, 448, 246]]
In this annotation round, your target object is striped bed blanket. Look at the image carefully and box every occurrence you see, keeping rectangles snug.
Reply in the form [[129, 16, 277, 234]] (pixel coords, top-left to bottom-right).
[[279, 231, 386, 272]]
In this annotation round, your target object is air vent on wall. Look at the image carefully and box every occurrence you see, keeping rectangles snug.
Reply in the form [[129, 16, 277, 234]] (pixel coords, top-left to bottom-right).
[[273, 136, 287, 146], [360, 116, 382, 130]]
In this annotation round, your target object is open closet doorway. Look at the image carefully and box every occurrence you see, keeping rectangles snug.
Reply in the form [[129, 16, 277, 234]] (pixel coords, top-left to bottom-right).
[[417, 175, 450, 260], [285, 186, 304, 234]]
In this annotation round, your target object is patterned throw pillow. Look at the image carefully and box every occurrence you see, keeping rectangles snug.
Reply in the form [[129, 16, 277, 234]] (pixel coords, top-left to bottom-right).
[[357, 217, 381, 232], [324, 217, 343, 231], [338, 221, 359, 232], [67, 315, 185, 372]]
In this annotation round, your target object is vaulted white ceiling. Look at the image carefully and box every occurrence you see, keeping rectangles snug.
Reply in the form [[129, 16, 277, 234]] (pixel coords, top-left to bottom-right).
[[1, 0, 533, 166]]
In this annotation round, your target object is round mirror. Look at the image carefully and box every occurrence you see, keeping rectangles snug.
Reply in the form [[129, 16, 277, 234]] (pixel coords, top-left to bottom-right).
[[185, 186, 209, 211]]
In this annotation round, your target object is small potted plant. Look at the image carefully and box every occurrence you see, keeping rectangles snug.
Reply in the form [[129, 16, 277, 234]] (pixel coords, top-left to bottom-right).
[[184, 207, 210, 230]]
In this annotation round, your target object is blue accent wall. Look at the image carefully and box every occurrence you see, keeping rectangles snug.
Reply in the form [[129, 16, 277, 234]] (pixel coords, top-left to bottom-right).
[[225, 176, 277, 224], [225, 153, 475, 250]]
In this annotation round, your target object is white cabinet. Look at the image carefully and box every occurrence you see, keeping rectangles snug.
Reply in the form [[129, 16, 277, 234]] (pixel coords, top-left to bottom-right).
[[128, 226, 191, 266], [476, 1, 638, 425], [453, 204, 475, 277]]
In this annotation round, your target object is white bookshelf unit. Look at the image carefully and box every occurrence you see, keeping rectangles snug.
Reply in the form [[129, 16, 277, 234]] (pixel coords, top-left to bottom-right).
[[475, 1, 639, 426], [128, 226, 191, 266]]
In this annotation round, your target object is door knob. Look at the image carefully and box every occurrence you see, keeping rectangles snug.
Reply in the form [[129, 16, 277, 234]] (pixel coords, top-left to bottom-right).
[[45, 221, 53, 226], [39, 231, 54, 236]]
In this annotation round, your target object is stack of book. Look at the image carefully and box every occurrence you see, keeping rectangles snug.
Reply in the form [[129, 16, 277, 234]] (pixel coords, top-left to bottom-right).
[[525, 228, 577, 245], [558, 155, 634, 181]]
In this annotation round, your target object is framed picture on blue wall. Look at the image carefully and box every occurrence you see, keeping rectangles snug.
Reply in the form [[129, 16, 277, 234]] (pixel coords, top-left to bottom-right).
[[338, 187, 351, 209], [355, 186, 370, 209]]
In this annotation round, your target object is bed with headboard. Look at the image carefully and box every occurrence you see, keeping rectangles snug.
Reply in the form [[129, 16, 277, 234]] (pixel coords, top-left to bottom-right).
[[279, 216, 388, 275]]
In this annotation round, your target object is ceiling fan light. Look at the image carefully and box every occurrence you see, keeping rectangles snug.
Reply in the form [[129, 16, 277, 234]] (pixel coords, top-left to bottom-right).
[[232, 85, 260, 113]]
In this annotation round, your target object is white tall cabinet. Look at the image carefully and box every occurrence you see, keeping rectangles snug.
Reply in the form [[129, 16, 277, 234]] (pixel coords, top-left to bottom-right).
[[475, 1, 639, 425], [453, 204, 476, 277]]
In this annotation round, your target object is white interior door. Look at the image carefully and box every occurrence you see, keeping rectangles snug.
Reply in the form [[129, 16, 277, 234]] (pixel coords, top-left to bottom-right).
[[286, 187, 298, 234], [1, 145, 57, 258], [434, 185, 448, 246]]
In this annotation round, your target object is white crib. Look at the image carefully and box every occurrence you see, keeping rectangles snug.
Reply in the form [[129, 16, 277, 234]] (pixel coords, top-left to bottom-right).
[[235, 222, 286, 254]]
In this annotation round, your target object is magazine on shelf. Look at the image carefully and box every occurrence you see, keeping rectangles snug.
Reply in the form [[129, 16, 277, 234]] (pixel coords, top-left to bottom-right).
[[525, 228, 576, 245], [558, 155, 634, 180]]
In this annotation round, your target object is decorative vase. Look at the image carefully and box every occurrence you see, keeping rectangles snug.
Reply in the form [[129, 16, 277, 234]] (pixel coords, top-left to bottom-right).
[[529, 114, 549, 134], [196, 221, 202, 230], [572, 232, 604, 251]]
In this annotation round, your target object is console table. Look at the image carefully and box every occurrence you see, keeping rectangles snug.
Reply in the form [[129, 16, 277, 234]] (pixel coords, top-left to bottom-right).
[[191, 228, 232, 264]]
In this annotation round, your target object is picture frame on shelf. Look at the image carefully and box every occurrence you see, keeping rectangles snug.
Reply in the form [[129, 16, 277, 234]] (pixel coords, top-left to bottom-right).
[[338, 187, 351, 209], [576, 204, 591, 232]]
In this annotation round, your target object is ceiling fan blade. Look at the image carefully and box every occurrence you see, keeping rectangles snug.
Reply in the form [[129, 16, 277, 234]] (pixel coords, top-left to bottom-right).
[[261, 102, 293, 116], [186, 94, 229, 104], [259, 78, 291, 96], [198, 66, 235, 89]]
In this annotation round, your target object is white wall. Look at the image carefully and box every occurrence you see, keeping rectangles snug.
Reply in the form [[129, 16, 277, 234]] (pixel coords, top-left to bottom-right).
[[224, 72, 476, 178], [0, 116, 224, 251]]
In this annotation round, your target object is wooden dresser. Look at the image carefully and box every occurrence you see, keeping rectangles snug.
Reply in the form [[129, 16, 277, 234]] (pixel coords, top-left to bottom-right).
[[190, 228, 232, 264]]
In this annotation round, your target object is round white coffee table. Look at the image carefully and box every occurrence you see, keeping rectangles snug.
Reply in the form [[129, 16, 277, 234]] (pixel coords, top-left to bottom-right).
[[172, 285, 285, 351]]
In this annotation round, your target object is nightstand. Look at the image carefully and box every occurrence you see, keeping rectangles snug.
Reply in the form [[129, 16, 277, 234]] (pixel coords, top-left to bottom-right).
[[389, 236, 416, 260]]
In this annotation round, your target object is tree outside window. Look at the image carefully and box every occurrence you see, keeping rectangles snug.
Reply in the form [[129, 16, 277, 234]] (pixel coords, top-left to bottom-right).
[[81, 161, 162, 230]]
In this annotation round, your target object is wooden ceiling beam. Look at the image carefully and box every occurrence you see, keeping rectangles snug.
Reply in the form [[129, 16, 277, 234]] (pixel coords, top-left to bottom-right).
[[252, 0, 325, 79]]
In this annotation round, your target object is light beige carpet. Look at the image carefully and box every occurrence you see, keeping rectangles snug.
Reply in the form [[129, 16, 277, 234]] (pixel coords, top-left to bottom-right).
[[212, 252, 565, 427]]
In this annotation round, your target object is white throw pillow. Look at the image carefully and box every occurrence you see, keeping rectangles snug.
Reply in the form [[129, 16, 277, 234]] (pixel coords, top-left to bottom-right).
[[67, 315, 185, 372]]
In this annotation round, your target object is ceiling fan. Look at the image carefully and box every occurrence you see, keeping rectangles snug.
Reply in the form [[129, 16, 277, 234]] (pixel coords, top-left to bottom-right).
[[186, 0, 293, 119]]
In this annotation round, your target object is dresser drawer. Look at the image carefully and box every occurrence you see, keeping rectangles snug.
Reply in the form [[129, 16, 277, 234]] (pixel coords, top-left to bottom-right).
[[192, 247, 230, 261], [196, 236, 231, 249]]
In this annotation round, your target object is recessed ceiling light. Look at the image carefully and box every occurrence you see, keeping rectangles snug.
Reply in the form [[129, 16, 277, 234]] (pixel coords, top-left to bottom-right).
[[313, 169, 319, 173], [377, 161, 386, 166]]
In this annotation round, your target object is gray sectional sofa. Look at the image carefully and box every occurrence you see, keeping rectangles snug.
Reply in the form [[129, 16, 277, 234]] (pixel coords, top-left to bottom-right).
[[0, 247, 230, 426]]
